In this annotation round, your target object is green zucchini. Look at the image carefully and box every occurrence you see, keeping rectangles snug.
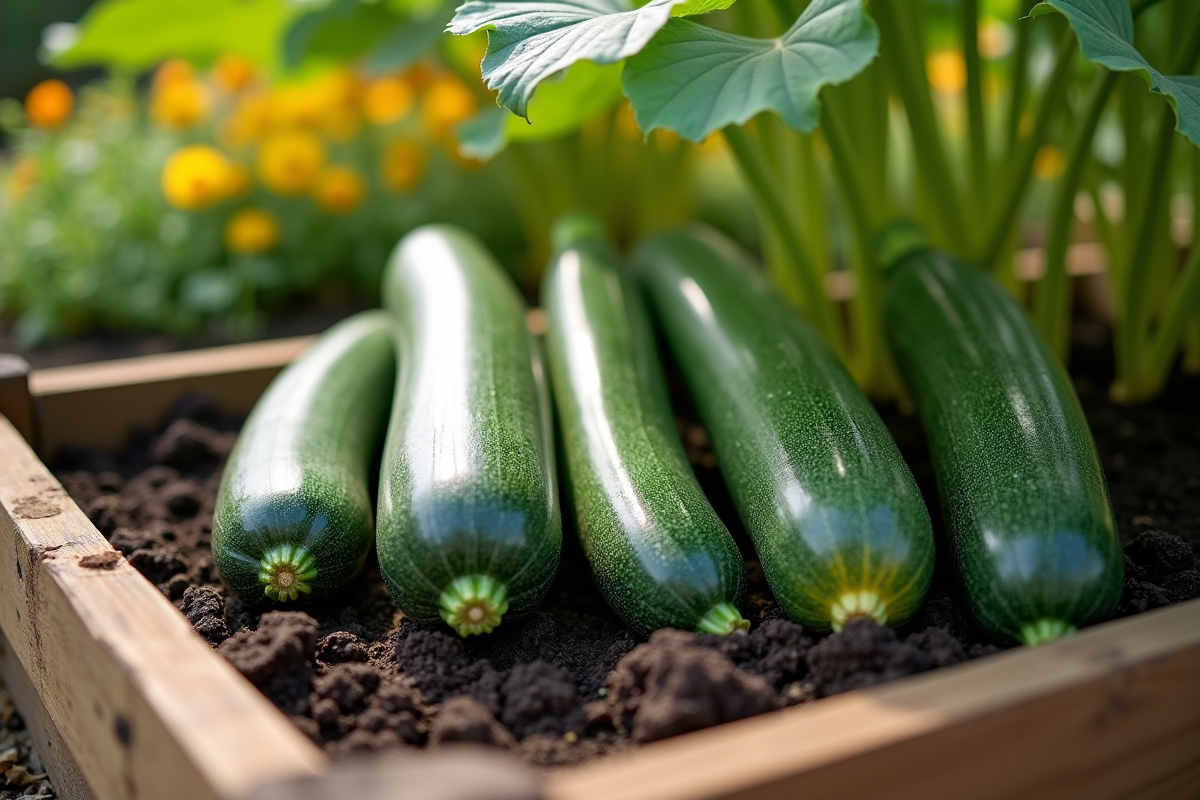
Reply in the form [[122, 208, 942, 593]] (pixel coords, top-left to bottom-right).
[[212, 310, 395, 604], [881, 231, 1123, 646], [542, 215, 748, 636], [633, 227, 935, 633], [376, 224, 561, 637]]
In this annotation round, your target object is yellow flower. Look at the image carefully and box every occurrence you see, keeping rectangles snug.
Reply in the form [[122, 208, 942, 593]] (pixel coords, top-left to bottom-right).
[[151, 79, 211, 130], [323, 106, 361, 143], [383, 138, 426, 193], [225, 208, 279, 254], [269, 69, 359, 130], [926, 50, 966, 95], [220, 93, 271, 150], [257, 131, 325, 196], [314, 165, 365, 214], [212, 54, 257, 93], [363, 76, 414, 126], [161, 145, 233, 210], [1034, 146, 1066, 181], [421, 74, 476, 139], [25, 80, 74, 130], [5, 157, 40, 201], [154, 59, 196, 89]]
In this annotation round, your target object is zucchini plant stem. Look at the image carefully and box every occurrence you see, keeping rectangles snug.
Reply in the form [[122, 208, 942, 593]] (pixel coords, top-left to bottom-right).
[[1034, 70, 1119, 359], [721, 124, 846, 358], [872, 0, 968, 254], [977, 33, 1077, 272], [1147, 231, 1200, 387], [1004, 0, 1038, 157], [962, 0, 988, 203], [821, 99, 886, 389]]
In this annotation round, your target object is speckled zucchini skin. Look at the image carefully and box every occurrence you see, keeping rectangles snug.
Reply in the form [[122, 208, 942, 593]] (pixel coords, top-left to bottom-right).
[[541, 225, 745, 634], [212, 310, 395, 604], [883, 246, 1123, 645], [376, 225, 562, 626], [633, 228, 935, 632]]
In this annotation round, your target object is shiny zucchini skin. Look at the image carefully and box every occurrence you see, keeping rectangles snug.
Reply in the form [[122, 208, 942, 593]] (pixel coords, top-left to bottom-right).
[[212, 310, 395, 605], [376, 225, 561, 636], [883, 244, 1123, 646], [633, 227, 935, 633], [541, 217, 747, 636]]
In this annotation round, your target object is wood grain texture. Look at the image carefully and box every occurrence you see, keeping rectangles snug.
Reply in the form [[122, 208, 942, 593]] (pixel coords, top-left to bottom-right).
[[29, 336, 314, 456], [0, 415, 327, 800], [546, 598, 1200, 800], [0, 625, 95, 800]]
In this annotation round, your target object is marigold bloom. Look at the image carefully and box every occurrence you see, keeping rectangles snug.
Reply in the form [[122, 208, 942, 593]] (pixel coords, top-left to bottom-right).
[[154, 59, 196, 88], [421, 75, 476, 139], [225, 208, 279, 253], [151, 79, 211, 129], [1034, 145, 1066, 181], [220, 93, 271, 150], [257, 131, 325, 196], [161, 145, 233, 210], [6, 157, 40, 201], [926, 50, 966, 95], [363, 76, 414, 126], [383, 138, 426, 193], [25, 80, 74, 130], [213, 54, 257, 93], [270, 70, 358, 130], [314, 165, 365, 214]]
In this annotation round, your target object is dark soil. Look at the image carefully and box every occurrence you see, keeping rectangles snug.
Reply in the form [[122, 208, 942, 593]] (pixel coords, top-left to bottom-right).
[[0, 680, 55, 800], [51, 331, 1200, 770]]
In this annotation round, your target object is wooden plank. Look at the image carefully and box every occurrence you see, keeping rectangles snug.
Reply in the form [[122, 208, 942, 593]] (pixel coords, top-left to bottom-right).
[[0, 354, 36, 447], [0, 625, 95, 800], [0, 415, 327, 800], [545, 598, 1200, 800], [29, 337, 314, 456]]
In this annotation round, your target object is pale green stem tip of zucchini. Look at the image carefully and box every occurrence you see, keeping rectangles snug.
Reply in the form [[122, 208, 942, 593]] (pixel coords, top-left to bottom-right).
[[258, 544, 318, 603], [1019, 619, 1076, 647], [830, 590, 889, 632], [439, 575, 510, 637], [696, 602, 751, 635]]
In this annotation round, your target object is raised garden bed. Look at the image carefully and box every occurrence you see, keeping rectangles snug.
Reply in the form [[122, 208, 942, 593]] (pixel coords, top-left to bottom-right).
[[1, 329, 1199, 800]]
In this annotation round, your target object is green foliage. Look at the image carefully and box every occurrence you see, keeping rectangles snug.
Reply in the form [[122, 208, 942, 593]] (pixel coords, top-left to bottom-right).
[[53, 0, 296, 72], [1032, 0, 1200, 146], [624, 0, 879, 141], [448, 0, 737, 119]]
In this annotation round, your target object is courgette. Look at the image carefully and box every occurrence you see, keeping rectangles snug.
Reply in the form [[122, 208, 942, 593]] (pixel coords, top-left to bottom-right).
[[542, 215, 748, 635], [212, 310, 395, 604], [881, 230, 1123, 646], [633, 228, 935, 633], [377, 225, 561, 637]]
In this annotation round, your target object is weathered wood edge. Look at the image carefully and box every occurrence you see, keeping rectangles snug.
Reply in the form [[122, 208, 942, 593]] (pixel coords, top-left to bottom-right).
[[0, 415, 328, 800], [545, 598, 1200, 800], [27, 336, 315, 456], [0, 354, 36, 448]]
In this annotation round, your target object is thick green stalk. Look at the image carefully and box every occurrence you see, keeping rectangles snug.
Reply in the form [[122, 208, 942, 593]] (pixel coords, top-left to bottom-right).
[[721, 124, 844, 357], [962, 0, 988, 202], [872, 0, 968, 253], [1004, 0, 1038, 156], [1146, 232, 1200, 387], [821, 99, 885, 388], [797, 133, 832, 276], [977, 33, 1077, 272], [1034, 71, 1119, 359], [1114, 104, 1176, 400]]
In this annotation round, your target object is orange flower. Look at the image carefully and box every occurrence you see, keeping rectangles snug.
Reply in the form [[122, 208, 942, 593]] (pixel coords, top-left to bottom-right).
[[154, 59, 196, 89], [225, 208, 279, 253], [269, 69, 359, 130], [5, 157, 40, 201], [323, 106, 362, 143], [421, 74, 476, 139], [212, 54, 257, 93], [314, 165, 365, 214], [382, 138, 426, 193], [161, 145, 233, 210], [151, 79, 211, 130], [1034, 146, 1066, 181], [25, 80, 74, 130], [363, 76, 414, 126], [926, 50, 966, 95], [257, 130, 325, 195]]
